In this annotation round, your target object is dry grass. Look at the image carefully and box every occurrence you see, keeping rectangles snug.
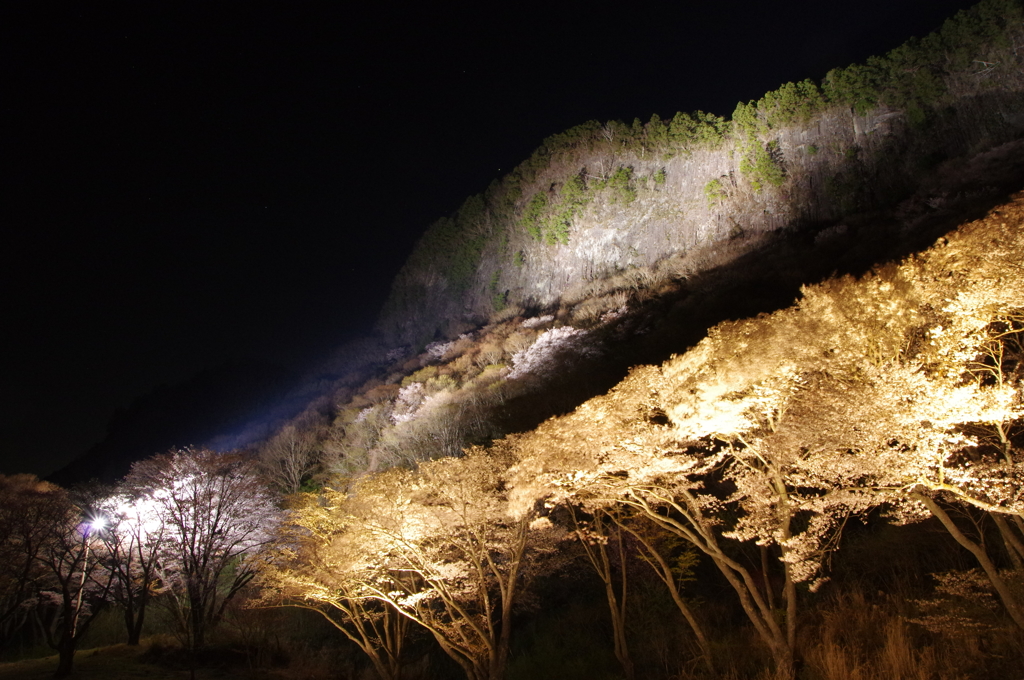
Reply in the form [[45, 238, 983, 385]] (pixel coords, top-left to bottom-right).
[[571, 291, 628, 325], [503, 329, 538, 355], [801, 589, 966, 680], [489, 304, 525, 324]]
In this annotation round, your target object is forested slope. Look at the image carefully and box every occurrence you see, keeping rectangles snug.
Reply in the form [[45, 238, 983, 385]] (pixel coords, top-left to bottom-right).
[[377, 0, 1024, 347]]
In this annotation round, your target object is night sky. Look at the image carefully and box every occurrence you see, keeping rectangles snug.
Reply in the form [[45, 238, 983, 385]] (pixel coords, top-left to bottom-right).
[[1, 1, 976, 478]]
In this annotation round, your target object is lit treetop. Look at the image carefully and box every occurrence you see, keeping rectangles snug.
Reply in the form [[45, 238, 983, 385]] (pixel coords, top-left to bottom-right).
[[125, 447, 280, 649]]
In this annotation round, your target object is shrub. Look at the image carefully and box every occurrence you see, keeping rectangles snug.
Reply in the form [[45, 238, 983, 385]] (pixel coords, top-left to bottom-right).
[[503, 330, 537, 355], [704, 178, 728, 206], [401, 365, 438, 387], [608, 166, 636, 204], [520, 192, 548, 240], [739, 140, 785, 191]]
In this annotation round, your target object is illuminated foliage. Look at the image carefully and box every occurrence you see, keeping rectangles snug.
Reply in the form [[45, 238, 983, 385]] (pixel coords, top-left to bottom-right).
[[125, 448, 279, 650], [258, 487, 409, 680], [503, 198, 1024, 673], [266, 447, 563, 680], [96, 490, 168, 645]]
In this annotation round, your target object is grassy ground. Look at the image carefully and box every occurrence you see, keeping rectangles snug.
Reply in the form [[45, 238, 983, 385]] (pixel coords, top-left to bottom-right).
[[0, 641, 286, 680]]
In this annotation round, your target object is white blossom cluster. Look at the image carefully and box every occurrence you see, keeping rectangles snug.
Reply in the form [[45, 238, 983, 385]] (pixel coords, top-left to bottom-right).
[[391, 382, 426, 423], [520, 315, 554, 329], [508, 326, 591, 381], [600, 305, 628, 323], [425, 340, 456, 362]]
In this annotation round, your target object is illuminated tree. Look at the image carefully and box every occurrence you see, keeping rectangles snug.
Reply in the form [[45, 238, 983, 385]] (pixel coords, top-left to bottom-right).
[[96, 489, 168, 645], [508, 363, 808, 675], [832, 320, 1024, 628], [259, 488, 409, 680], [33, 491, 115, 677], [646, 209, 1024, 639], [356, 449, 556, 680], [791, 216, 1024, 628], [271, 447, 561, 680], [125, 448, 279, 651]]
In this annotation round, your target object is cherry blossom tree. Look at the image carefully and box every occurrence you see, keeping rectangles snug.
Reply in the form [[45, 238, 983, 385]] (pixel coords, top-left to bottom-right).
[[125, 448, 279, 651], [96, 489, 168, 645], [270, 447, 562, 680], [507, 363, 809, 675], [507, 325, 594, 381], [348, 449, 553, 680], [259, 487, 409, 680]]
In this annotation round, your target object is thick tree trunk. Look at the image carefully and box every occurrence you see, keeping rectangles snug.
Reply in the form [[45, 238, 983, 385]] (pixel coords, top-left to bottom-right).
[[53, 633, 75, 678], [124, 604, 146, 646], [710, 553, 793, 677]]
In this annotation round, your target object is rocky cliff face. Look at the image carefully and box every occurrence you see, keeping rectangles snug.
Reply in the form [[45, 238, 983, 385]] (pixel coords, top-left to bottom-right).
[[377, 1, 1024, 347]]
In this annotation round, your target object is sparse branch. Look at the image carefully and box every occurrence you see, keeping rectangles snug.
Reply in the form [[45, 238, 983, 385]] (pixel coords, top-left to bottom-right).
[[913, 492, 1024, 629], [611, 512, 714, 672]]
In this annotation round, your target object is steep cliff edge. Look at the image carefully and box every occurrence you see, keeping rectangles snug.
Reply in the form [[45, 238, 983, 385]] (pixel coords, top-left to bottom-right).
[[377, 0, 1024, 346]]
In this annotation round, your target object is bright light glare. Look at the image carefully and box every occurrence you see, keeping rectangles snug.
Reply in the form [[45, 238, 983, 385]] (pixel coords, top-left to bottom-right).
[[87, 516, 107, 532]]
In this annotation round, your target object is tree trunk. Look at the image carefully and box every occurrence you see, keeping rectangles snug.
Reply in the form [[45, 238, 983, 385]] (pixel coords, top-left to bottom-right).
[[917, 494, 1024, 629], [627, 491, 792, 675], [124, 603, 147, 646], [991, 512, 1024, 570], [617, 517, 714, 672], [573, 510, 634, 680], [774, 474, 798, 656], [761, 545, 776, 612], [709, 553, 793, 677], [604, 560, 634, 680], [53, 632, 75, 678]]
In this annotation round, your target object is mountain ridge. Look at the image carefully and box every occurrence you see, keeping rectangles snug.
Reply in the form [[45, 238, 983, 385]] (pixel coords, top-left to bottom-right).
[[377, 0, 1024, 347]]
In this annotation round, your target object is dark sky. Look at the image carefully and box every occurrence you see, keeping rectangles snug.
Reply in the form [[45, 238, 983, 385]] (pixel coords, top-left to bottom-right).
[[1, 0, 975, 477]]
